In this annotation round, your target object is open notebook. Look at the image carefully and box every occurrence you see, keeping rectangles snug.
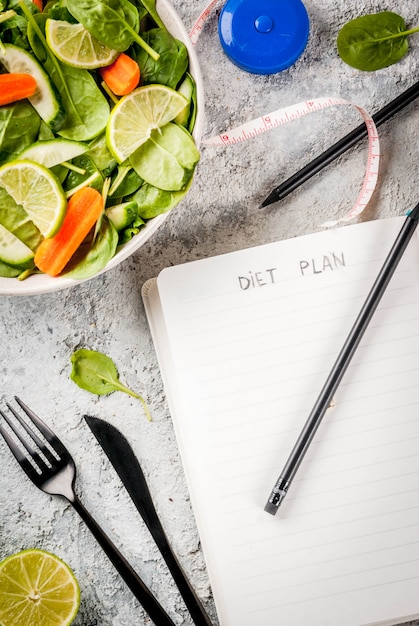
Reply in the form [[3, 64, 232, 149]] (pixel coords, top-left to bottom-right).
[[142, 216, 419, 626]]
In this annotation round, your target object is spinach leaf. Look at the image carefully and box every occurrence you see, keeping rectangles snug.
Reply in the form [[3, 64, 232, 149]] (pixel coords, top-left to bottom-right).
[[131, 0, 164, 29], [88, 133, 117, 177], [67, 0, 159, 60], [26, 13, 110, 140], [54, 64, 110, 140], [109, 165, 143, 197], [0, 186, 43, 250], [63, 215, 118, 279], [337, 11, 419, 71], [70, 348, 151, 420], [130, 181, 188, 219], [0, 0, 37, 50], [0, 259, 27, 277], [47, 3, 77, 23], [63, 154, 103, 193], [134, 28, 188, 89], [0, 100, 41, 164], [130, 122, 200, 191], [37, 121, 55, 140]]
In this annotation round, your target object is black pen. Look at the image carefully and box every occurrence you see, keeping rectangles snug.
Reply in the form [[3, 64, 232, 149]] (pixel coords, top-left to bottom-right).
[[265, 202, 419, 515], [261, 80, 419, 208]]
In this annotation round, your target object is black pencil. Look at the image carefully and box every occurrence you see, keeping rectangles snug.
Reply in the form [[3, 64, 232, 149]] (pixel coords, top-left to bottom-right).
[[261, 81, 419, 208], [264, 201, 419, 515]]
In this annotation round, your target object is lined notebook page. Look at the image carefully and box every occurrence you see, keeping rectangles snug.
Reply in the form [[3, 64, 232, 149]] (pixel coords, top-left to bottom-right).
[[143, 216, 419, 626]]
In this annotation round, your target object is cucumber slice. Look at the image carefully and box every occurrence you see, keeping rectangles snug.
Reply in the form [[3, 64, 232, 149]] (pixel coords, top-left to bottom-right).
[[0, 44, 64, 131], [175, 73, 196, 129], [18, 139, 89, 168], [0, 223, 34, 267], [105, 201, 138, 230], [0, 259, 26, 278]]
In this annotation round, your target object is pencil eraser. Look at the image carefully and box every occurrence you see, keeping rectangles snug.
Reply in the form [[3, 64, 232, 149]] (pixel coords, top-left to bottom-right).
[[264, 501, 278, 515]]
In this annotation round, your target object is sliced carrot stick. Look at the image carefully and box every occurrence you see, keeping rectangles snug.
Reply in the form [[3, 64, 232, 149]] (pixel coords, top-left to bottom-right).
[[99, 53, 140, 96], [34, 187, 103, 276], [0, 73, 37, 106], [32, 0, 43, 10]]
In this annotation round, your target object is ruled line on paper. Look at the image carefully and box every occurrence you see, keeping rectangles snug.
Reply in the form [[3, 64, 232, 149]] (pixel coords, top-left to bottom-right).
[[244, 575, 419, 614], [207, 397, 419, 448], [192, 364, 419, 421], [175, 247, 412, 310], [210, 450, 419, 502], [187, 325, 419, 380], [182, 296, 419, 356], [200, 374, 419, 427], [225, 505, 419, 567], [227, 503, 419, 545], [213, 450, 419, 501], [181, 274, 417, 334], [196, 354, 419, 402], [235, 520, 419, 569], [208, 428, 419, 473], [243, 551, 419, 598], [213, 468, 419, 522], [182, 272, 418, 326]]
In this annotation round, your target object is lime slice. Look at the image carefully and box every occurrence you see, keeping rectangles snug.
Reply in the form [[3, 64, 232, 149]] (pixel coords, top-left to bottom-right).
[[0, 549, 80, 626], [106, 84, 189, 162], [46, 18, 119, 69], [0, 160, 66, 238]]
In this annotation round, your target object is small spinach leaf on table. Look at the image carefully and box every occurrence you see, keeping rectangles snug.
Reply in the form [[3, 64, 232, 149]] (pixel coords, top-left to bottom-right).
[[337, 11, 419, 71], [70, 349, 152, 421]]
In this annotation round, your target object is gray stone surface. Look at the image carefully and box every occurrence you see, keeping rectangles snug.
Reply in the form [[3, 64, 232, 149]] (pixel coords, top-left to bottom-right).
[[0, 0, 418, 624]]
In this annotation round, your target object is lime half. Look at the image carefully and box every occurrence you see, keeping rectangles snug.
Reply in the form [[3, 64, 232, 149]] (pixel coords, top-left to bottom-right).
[[0, 549, 80, 626], [46, 19, 119, 69], [0, 160, 66, 238], [107, 84, 189, 162]]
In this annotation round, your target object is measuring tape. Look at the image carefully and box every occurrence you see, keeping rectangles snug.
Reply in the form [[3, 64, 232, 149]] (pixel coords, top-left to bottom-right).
[[187, 2, 381, 225], [189, 0, 222, 45]]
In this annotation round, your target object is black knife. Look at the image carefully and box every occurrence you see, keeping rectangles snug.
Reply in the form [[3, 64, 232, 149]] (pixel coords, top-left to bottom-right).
[[84, 415, 213, 626]]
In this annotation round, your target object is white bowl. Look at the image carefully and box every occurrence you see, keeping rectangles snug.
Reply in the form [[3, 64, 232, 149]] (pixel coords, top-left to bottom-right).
[[0, 0, 204, 296]]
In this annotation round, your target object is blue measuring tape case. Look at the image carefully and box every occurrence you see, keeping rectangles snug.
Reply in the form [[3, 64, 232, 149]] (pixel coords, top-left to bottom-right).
[[218, 0, 310, 75]]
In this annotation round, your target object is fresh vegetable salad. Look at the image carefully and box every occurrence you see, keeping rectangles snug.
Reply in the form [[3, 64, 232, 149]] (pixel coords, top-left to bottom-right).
[[0, 0, 200, 280]]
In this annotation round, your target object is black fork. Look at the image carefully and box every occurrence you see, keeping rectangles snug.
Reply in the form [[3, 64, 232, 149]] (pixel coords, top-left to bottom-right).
[[0, 397, 176, 626]]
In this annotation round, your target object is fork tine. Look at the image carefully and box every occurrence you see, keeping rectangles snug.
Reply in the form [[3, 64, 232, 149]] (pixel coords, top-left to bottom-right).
[[5, 400, 57, 465], [14, 396, 68, 458], [0, 414, 43, 482]]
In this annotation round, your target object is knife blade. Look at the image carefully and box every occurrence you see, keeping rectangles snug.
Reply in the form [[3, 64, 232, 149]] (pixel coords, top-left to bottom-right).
[[84, 415, 213, 626]]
